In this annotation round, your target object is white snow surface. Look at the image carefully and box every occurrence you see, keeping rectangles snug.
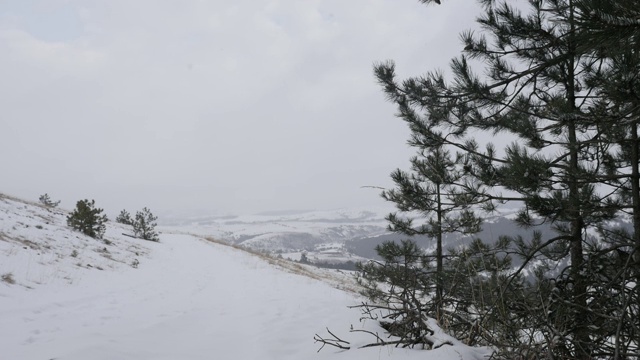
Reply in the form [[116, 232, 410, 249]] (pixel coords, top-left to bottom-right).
[[0, 194, 490, 360]]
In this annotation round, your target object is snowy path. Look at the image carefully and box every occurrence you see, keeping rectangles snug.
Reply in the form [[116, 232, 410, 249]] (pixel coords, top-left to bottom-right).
[[2, 233, 488, 360], [2, 234, 339, 359]]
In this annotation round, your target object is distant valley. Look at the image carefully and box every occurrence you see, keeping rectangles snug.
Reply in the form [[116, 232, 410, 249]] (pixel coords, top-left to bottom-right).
[[157, 206, 601, 268]]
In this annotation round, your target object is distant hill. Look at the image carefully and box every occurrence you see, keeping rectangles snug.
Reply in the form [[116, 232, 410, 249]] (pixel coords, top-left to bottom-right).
[[163, 206, 633, 276]]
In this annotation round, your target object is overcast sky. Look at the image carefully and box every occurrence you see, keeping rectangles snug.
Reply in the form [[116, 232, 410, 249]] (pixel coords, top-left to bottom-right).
[[0, 0, 480, 216]]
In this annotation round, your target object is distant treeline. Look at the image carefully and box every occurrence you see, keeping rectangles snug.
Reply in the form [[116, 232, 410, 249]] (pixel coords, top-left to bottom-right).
[[298, 257, 360, 271]]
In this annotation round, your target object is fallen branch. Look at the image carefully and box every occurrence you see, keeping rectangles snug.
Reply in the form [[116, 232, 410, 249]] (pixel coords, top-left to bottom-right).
[[433, 340, 454, 349], [314, 328, 351, 352], [350, 328, 385, 342], [359, 340, 404, 348]]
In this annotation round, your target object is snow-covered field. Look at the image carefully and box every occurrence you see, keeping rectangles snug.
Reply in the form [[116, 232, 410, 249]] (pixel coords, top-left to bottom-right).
[[1, 193, 490, 360]]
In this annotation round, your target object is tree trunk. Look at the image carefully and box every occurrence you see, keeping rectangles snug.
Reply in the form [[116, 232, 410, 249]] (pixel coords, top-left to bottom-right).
[[567, 2, 590, 357], [631, 120, 640, 356], [436, 183, 443, 324], [631, 122, 640, 257]]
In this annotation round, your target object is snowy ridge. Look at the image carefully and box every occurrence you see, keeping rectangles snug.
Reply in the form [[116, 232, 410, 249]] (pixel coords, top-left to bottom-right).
[[0, 193, 490, 359], [159, 206, 393, 227], [161, 207, 391, 259]]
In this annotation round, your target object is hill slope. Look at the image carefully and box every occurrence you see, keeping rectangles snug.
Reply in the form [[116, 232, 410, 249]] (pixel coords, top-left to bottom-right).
[[0, 194, 490, 359]]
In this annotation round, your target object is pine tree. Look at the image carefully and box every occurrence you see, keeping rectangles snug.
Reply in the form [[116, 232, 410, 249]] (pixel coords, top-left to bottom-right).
[[356, 240, 436, 347], [39, 193, 60, 208], [443, 236, 517, 346], [567, 2, 640, 354], [573, 3, 640, 354], [115, 209, 132, 225], [382, 145, 482, 323], [132, 207, 159, 242], [66, 199, 108, 239], [374, 0, 634, 357]]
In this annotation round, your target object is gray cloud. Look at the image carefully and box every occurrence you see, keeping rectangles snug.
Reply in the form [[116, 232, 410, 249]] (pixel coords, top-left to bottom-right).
[[0, 0, 480, 215]]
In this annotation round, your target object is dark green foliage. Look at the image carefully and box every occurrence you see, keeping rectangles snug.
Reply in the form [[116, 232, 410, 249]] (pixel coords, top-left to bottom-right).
[[358, 240, 428, 303], [39, 193, 60, 208], [363, 0, 640, 357], [66, 199, 108, 239], [115, 209, 132, 225], [356, 240, 437, 348], [311, 260, 359, 271], [132, 207, 159, 242], [382, 145, 483, 324], [574, 0, 640, 56], [442, 238, 527, 347]]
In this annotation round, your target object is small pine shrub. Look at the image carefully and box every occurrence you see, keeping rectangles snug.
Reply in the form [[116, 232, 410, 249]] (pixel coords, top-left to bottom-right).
[[132, 207, 159, 242], [39, 193, 60, 208], [115, 209, 132, 225], [66, 199, 108, 239]]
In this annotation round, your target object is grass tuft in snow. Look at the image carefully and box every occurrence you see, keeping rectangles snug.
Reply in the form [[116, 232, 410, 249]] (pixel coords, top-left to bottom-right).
[[1, 272, 16, 284]]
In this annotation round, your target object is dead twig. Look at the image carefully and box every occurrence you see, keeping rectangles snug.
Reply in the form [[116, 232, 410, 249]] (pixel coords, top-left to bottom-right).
[[314, 328, 351, 352]]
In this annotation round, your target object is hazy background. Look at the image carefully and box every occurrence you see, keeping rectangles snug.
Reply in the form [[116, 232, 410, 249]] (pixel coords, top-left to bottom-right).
[[0, 0, 480, 216]]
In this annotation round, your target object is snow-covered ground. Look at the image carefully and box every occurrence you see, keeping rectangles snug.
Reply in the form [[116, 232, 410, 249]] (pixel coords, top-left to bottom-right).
[[1, 193, 490, 359]]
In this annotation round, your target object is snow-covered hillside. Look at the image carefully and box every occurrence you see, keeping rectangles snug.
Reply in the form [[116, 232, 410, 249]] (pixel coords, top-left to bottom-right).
[[0, 193, 151, 287], [0, 193, 490, 359]]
